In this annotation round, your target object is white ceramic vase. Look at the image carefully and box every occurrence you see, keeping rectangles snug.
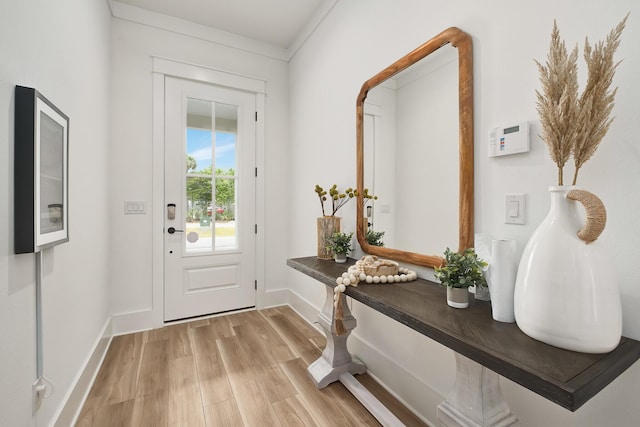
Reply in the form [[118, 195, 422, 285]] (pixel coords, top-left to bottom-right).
[[514, 186, 622, 353], [475, 234, 517, 322], [488, 239, 518, 323]]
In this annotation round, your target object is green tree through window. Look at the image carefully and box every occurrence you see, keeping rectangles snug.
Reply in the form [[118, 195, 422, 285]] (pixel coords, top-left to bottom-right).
[[186, 156, 235, 221]]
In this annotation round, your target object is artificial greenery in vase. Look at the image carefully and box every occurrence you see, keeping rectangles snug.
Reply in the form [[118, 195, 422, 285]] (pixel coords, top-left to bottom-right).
[[434, 248, 487, 308], [314, 184, 356, 259], [326, 232, 354, 263], [365, 229, 385, 247]]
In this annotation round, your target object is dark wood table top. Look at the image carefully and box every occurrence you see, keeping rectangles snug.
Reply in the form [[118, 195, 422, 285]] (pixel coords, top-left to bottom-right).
[[287, 256, 640, 411]]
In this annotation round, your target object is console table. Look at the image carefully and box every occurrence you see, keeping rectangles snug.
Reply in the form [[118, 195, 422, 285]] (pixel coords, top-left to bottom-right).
[[288, 256, 640, 426]]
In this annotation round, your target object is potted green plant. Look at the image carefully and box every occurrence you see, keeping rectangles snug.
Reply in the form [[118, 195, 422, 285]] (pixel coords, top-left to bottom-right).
[[434, 248, 487, 308], [365, 229, 385, 247], [326, 232, 354, 263]]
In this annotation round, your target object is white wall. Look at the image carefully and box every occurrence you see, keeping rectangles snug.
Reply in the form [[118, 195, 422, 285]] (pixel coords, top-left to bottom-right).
[[394, 52, 458, 255], [0, 0, 112, 426], [109, 17, 290, 327], [288, 0, 640, 425], [2, 0, 638, 425]]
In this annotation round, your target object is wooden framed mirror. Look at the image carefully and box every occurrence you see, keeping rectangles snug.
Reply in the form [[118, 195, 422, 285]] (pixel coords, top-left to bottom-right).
[[356, 27, 473, 268]]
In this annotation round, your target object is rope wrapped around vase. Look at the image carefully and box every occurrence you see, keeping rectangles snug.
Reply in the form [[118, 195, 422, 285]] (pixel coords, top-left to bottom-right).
[[333, 256, 418, 335]]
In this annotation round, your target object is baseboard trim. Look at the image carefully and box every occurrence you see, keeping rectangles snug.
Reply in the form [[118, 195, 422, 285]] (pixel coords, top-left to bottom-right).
[[111, 308, 154, 335], [53, 317, 113, 427], [263, 288, 290, 308], [287, 288, 325, 324], [113, 290, 290, 336]]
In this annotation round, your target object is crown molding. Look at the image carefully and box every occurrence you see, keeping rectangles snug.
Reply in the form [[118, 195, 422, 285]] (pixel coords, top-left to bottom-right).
[[108, 0, 290, 61], [287, 0, 339, 60]]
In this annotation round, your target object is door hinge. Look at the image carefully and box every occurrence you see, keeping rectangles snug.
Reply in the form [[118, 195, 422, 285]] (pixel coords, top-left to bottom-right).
[[255, 224, 258, 234], [255, 167, 258, 177], [255, 111, 258, 121], [254, 280, 257, 290]]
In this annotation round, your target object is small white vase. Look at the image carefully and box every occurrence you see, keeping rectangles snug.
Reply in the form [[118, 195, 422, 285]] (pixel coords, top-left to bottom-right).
[[487, 239, 517, 323], [514, 186, 622, 353]]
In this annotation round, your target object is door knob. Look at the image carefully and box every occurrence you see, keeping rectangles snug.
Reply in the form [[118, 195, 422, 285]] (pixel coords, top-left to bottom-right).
[[167, 227, 184, 234]]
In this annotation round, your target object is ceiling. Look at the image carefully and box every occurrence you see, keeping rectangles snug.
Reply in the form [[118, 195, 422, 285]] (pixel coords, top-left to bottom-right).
[[114, 0, 332, 49]]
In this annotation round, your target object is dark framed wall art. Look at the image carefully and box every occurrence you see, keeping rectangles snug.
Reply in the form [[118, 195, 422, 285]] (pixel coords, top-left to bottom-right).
[[15, 86, 69, 254]]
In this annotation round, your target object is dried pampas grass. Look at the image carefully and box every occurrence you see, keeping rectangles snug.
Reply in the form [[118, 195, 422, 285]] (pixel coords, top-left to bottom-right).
[[536, 14, 628, 185]]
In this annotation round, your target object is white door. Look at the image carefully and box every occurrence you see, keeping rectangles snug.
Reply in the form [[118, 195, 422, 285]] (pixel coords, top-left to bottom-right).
[[164, 76, 256, 321]]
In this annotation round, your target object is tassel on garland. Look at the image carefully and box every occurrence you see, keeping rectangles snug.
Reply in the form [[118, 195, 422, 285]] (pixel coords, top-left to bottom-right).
[[333, 256, 418, 335], [334, 267, 360, 336], [334, 292, 346, 335]]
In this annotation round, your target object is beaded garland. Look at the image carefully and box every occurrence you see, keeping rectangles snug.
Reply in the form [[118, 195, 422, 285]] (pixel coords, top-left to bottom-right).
[[332, 256, 417, 334]]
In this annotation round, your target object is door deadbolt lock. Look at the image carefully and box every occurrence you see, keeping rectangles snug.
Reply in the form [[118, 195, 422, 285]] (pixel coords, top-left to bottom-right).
[[167, 203, 176, 220]]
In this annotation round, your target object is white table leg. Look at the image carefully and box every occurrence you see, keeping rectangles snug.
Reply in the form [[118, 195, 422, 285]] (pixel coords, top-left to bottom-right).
[[437, 353, 519, 426], [308, 287, 366, 388], [339, 372, 405, 426]]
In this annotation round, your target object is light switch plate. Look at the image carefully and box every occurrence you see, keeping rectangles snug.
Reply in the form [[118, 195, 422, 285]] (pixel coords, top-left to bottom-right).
[[505, 194, 525, 225], [124, 200, 146, 215]]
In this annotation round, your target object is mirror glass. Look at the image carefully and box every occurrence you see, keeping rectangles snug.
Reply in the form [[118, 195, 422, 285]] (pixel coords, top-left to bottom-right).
[[356, 27, 474, 268], [363, 45, 458, 255]]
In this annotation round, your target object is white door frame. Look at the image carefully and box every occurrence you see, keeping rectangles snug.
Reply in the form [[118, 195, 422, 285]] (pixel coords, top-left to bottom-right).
[[151, 57, 266, 329]]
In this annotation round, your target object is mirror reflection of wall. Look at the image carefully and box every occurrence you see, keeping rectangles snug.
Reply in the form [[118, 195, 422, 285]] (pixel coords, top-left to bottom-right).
[[364, 44, 459, 256], [39, 111, 65, 234]]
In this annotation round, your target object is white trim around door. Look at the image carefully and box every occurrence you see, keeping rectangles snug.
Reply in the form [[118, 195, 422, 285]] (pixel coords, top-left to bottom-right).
[[151, 57, 266, 329]]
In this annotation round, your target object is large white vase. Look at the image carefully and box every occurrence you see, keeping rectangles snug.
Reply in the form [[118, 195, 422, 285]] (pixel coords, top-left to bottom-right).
[[514, 186, 622, 353]]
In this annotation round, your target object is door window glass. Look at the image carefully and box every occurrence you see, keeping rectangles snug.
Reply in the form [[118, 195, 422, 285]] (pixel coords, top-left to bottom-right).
[[185, 98, 238, 252]]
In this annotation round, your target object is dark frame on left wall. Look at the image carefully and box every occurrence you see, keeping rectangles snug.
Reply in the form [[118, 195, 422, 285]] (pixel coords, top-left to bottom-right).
[[15, 86, 69, 254]]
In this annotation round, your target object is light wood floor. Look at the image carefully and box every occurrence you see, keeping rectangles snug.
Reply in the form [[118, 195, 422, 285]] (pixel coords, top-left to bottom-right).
[[76, 306, 428, 426]]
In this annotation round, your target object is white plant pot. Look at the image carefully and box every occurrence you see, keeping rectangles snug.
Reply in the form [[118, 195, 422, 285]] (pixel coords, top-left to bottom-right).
[[514, 186, 622, 353], [447, 287, 469, 309], [334, 253, 347, 263]]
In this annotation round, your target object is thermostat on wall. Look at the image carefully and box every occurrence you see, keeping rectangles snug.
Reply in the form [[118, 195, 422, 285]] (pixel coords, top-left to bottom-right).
[[488, 121, 530, 157]]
